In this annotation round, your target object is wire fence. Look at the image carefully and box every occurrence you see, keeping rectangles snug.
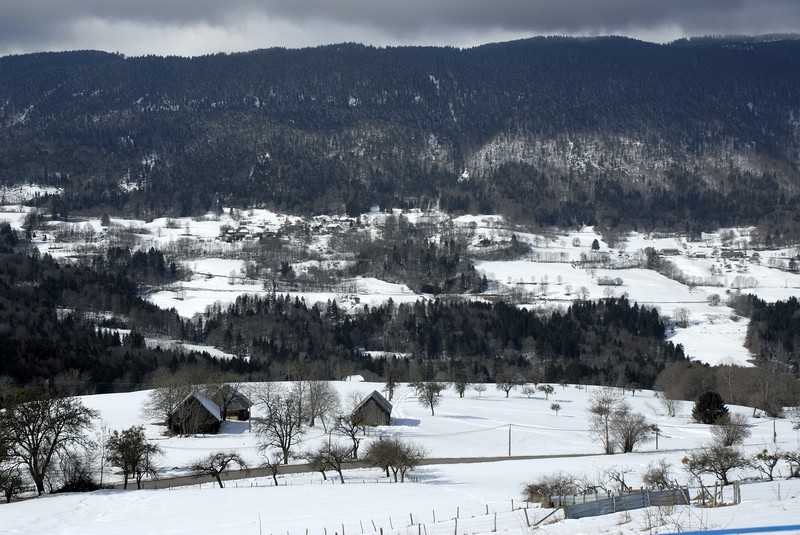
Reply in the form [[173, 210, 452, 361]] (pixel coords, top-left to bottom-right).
[[267, 500, 544, 535]]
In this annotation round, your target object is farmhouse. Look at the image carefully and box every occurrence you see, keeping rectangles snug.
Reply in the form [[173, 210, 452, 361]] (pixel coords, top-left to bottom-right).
[[169, 391, 222, 435], [352, 390, 392, 426]]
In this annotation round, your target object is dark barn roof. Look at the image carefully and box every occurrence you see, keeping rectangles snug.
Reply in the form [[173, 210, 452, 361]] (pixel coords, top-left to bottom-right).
[[354, 390, 392, 415]]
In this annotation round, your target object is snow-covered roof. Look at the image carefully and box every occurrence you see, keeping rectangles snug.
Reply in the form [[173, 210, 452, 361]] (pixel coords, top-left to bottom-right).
[[175, 390, 222, 421]]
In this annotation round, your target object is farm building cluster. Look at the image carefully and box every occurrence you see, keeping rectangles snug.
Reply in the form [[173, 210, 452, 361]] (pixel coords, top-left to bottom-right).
[[168, 388, 392, 435]]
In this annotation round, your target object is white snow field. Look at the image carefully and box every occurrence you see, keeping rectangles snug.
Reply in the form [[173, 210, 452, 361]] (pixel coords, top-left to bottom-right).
[[475, 260, 755, 366], [0, 183, 62, 203], [3, 382, 800, 535], [146, 258, 423, 318], [78, 382, 799, 476], [3, 466, 800, 535]]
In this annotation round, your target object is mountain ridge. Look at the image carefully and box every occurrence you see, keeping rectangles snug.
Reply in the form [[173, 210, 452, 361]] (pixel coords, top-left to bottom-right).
[[1, 36, 799, 229]]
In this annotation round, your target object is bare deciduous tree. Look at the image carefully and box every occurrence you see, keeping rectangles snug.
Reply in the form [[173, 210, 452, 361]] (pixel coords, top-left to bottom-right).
[[523, 473, 579, 505], [610, 406, 653, 453], [318, 442, 353, 484], [538, 384, 554, 400], [414, 382, 447, 415], [783, 450, 800, 478], [589, 387, 623, 454], [659, 393, 678, 418], [261, 450, 283, 486], [472, 384, 487, 397], [253, 385, 304, 464], [495, 369, 522, 398], [210, 378, 245, 421], [0, 465, 25, 503], [364, 437, 424, 483], [673, 308, 690, 328], [642, 459, 678, 490], [682, 446, 746, 485], [750, 449, 782, 481], [603, 466, 634, 493], [711, 413, 751, 447], [335, 397, 367, 460], [106, 425, 162, 489], [3, 394, 97, 495], [384, 372, 398, 402], [143, 381, 193, 427], [305, 381, 340, 430], [192, 451, 247, 488]]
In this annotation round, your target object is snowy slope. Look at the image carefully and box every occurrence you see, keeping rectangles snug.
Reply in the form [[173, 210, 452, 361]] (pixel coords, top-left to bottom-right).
[[78, 382, 797, 477], [3, 382, 800, 535]]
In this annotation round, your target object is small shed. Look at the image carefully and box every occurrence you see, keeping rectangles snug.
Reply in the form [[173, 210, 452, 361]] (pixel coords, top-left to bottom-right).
[[211, 385, 253, 421], [352, 390, 392, 426], [168, 391, 222, 435]]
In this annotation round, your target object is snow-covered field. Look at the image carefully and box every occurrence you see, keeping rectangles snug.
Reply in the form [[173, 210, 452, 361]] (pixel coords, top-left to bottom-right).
[[3, 382, 800, 535], [4, 465, 800, 535], [475, 260, 755, 366], [80, 382, 799, 476], [147, 260, 422, 318], [0, 183, 62, 203]]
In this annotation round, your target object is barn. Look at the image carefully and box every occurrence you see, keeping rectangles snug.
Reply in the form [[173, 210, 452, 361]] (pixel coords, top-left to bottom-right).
[[210, 385, 253, 421], [352, 390, 392, 426], [168, 391, 222, 435]]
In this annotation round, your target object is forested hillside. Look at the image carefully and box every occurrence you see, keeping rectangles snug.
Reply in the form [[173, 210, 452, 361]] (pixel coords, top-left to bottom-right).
[[203, 294, 686, 387], [0, 221, 686, 391], [1, 36, 800, 229], [0, 224, 249, 392]]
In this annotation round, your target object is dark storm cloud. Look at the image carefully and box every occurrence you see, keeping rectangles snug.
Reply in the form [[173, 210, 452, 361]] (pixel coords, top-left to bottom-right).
[[1, 0, 799, 55], [258, 0, 800, 35]]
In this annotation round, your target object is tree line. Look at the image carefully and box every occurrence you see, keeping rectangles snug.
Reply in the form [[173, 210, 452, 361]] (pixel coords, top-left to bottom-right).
[[203, 293, 686, 388]]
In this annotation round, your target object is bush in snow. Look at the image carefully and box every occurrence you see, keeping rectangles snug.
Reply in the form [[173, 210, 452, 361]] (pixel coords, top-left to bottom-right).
[[711, 413, 751, 447], [523, 473, 580, 506]]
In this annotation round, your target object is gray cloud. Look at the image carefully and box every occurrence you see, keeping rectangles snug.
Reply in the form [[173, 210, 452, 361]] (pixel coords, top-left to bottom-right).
[[0, 0, 799, 56]]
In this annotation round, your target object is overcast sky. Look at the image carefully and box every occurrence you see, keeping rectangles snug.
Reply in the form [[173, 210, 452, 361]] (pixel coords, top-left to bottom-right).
[[1, 0, 799, 57]]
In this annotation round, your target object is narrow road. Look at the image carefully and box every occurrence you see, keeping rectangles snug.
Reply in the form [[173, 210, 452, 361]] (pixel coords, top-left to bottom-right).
[[127, 448, 689, 490]]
